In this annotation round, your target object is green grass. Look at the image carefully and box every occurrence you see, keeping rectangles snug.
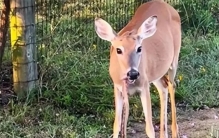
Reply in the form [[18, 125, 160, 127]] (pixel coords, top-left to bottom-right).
[[1, 0, 219, 137], [0, 102, 109, 138], [177, 33, 219, 108]]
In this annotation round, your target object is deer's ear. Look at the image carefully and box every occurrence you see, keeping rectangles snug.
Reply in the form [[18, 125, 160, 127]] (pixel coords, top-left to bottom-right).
[[94, 18, 117, 42], [137, 16, 157, 40]]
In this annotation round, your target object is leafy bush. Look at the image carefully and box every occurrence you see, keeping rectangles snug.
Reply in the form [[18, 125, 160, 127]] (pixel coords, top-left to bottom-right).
[[176, 0, 219, 35]]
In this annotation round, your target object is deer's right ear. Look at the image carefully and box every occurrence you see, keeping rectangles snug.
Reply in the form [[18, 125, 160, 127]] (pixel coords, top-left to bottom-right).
[[94, 18, 117, 42]]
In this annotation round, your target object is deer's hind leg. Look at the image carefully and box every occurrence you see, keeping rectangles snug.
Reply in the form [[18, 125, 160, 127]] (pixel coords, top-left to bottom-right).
[[168, 66, 179, 138], [168, 21, 181, 138]]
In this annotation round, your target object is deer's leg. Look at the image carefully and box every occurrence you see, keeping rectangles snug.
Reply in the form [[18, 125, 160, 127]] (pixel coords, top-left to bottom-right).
[[122, 89, 129, 138], [169, 20, 181, 138], [113, 85, 123, 138], [153, 78, 168, 138], [168, 68, 179, 138], [140, 83, 155, 138]]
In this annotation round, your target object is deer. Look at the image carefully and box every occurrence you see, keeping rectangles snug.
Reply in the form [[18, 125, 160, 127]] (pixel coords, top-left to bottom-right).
[[94, 0, 181, 138]]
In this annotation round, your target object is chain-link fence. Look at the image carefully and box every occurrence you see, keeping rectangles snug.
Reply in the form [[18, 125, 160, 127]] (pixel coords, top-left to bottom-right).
[[35, 0, 179, 61]]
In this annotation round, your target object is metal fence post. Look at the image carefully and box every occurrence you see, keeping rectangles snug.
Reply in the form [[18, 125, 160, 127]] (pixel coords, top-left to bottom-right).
[[10, 0, 38, 98]]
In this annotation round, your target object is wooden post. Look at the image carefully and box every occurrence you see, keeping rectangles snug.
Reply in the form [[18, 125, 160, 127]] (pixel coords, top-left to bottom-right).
[[0, 0, 10, 69], [10, 0, 38, 98]]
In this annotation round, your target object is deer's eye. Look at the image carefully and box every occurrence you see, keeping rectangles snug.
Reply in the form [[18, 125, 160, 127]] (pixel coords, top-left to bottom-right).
[[137, 46, 142, 53], [116, 48, 122, 54]]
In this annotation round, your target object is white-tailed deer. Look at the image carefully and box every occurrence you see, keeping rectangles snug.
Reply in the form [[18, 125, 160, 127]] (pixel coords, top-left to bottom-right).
[[94, 0, 181, 138]]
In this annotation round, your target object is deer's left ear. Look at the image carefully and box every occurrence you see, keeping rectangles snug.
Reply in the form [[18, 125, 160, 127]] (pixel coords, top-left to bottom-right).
[[137, 15, 157, 40]]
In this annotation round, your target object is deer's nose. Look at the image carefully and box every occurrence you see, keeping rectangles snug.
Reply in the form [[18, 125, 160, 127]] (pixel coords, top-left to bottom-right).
[[127, 69, 140, 80]]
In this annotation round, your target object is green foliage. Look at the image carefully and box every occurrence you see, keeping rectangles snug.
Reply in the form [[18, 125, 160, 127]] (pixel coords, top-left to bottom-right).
[[176, 0, 219, 35], [177, 33, 219, 107], [0, 103, 109, 137], [40, 47, 113, 115]]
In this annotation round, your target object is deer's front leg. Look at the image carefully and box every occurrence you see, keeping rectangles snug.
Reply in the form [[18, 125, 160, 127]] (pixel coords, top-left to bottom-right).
[[113, 85, 123, 138], [121, 82, 129, 138], [140, 83, 155, 138], [153, 79, 168, 138]]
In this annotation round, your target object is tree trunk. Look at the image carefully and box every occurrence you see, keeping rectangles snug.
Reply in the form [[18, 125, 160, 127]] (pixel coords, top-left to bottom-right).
[[0, 0, 10, 70]]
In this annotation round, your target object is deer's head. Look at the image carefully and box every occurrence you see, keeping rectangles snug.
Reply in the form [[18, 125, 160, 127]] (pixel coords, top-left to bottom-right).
[[94, 16, 157, 83]]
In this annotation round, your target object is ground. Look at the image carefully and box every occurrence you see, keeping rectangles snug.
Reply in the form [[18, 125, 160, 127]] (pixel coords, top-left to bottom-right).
[[126, 108, 219, 138]]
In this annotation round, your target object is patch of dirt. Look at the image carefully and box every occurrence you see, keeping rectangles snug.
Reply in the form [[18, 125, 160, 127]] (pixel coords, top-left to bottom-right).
[[126, 108, 219, 138]]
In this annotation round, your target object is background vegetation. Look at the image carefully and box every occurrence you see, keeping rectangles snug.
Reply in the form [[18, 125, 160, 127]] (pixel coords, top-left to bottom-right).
[[1, 0, 219, 137]]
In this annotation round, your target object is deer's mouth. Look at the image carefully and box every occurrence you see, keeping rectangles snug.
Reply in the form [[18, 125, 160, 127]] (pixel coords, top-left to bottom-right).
[[121, 76, 137, 84], [127, 78, 136, 84]]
